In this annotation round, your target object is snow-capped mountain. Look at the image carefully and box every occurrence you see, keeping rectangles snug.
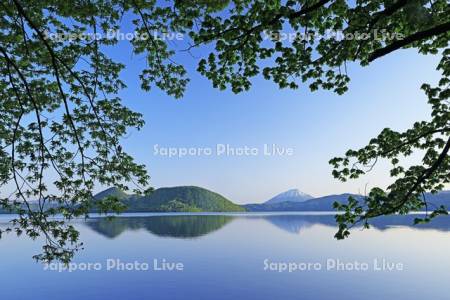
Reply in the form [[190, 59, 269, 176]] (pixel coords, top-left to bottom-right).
[[264, 189, 314, 204]]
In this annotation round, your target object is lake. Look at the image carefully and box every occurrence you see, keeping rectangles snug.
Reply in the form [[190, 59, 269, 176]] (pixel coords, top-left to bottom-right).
[[0, 212, 449, 299]]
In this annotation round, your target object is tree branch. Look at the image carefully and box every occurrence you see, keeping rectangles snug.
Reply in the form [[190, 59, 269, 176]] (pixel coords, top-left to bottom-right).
[[368, 21, 450, 62], [365, 136, 450, 219]]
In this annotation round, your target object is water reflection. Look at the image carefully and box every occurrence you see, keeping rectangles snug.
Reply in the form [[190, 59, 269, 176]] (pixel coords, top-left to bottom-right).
[[85, 215, 234, 238], [85, 213, 450, 239], [1, 213, 450, 300], [259, 214, 450, 234]]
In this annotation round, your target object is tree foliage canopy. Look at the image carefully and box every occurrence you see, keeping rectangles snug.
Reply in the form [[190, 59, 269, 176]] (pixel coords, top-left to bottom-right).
[[0, 0, 449, 261]]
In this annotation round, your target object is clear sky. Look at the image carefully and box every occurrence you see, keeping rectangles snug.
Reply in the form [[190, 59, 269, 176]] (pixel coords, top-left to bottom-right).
[[102, 37, 442, 204]]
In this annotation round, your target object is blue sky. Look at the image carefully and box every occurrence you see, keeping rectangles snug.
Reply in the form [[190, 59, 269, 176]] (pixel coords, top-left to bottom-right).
[[104, 37, 442, 204]]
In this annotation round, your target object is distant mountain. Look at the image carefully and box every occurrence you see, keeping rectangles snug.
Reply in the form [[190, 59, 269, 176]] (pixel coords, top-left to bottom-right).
[[95, 186, 245, 213], [245, 191, 450, 212], [247, 193, 367, 212], [425, 191, 450, 207], [2, 188, 449, 214], [265, 189, 313, 204]]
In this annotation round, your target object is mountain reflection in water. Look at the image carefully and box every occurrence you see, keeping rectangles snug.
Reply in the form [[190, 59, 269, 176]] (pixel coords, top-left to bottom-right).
[[85, 215, 234, 238], [84, 213, 450, 239]]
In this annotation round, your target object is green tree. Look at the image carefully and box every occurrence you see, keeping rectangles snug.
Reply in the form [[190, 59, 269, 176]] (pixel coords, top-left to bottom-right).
[[0, 0, 449, 261]]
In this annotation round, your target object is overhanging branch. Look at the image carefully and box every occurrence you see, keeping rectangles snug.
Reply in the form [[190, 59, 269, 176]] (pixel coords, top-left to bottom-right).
[[368, 21, 450, 62]]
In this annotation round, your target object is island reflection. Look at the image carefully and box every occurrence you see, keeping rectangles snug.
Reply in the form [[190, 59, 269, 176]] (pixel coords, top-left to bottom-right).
[[85, 215, 234, 239]]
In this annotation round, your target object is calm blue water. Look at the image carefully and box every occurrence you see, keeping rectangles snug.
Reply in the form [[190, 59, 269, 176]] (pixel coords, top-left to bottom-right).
[[0, 213, 449, 300]]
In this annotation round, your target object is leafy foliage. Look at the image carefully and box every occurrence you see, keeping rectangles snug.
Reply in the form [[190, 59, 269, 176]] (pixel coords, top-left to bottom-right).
[[191, 0, 449, 93], [0, 0, 201, 262], [1, 0, 449, 261], [331, 51, 450, 238]]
